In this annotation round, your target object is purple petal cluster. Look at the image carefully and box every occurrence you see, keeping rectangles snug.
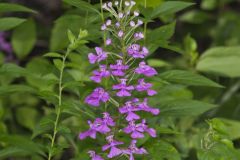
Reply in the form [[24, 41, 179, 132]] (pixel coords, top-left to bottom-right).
[[81, 1, 160, 160], [113, 79, 134, 97], [110, 60, 129, 76], [85, 87, 110, 107], [127, 44, 149, 58], [90, 65, 110, 83], [135, 61, 158, 77], [79, 113, 115, 139], [88, 47, 108, 64]]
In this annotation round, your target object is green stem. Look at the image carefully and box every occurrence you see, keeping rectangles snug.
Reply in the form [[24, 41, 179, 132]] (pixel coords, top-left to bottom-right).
[[143, 22, 148, 45], [144, 0, 147, 45], [100, 0, 107, 46], [47, 48, 71, 160]]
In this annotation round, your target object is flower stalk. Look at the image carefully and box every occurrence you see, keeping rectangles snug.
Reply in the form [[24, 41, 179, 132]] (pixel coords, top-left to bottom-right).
[[79, 1, 160, 159]]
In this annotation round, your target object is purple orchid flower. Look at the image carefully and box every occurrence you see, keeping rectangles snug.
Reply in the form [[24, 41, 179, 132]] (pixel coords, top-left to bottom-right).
[[79, 113, 115, 140], [136, 119, 157, 137], [90, 65, 110, 83], [79, 119, 102, 139], [136, 78, 157, 96], [88, 151, 104, 160], [110, 60, 129, 76], [123, 121, 144, 139], [85, 87, 110, 107], [102, 135, 124, 158], [102, 112, 115, 127], [119, 100, 140, 121], [127, 44, 148, 58], [135, 61, 157, 77], [122, 140, 148, 160], [138, 98, 160, 115], [88, 47, 108, 64], [112, 79, 134, 97]]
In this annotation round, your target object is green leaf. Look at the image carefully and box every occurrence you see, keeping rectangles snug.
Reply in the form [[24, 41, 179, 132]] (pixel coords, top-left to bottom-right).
[[157, 70, 223, 88], [50, 15, 86, 51], [145, 140, 181, 160], [147, 59, 170, 68], [0, 85, 36, 96], [135, 0, 163, 8], [198, 143, 240, 160], [0, 63, 28, 77], [0, 147, 30, 158], [147, 22, 176, 53], [150, 1, 194, 19], [53, 59, 63, 71], [0, 3, 36, 13], [32, 114, 55, 139], [63, 0, 100, 14], [12, 19, 36, 59], [196, 46, 240, 78], [0, 135, 45, 158], [0, 17, 26, 31], [25, 58, 57, 90], [44, 52, 63, 58], [211, 118, 240, 140], [155, 99, 217, 117], [67, 29, 76, 44], [16, 107, 39, 130]]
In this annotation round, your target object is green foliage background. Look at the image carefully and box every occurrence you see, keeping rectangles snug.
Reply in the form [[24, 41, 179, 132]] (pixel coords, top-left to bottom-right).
[[0, 0, 240, 159]]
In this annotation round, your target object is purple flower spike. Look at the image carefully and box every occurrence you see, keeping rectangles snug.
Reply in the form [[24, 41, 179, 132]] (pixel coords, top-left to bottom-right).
[[136, 79, 157, 96], [113, 79, 134, 97], [88, 151, 104, 160], [127, 44, 148, 58], [88, 47, 107, 64], [123, 121, 144, 139], [119, 101, 140, 121], [137, 119, 157, 137], [85, 87, 110, 107], [110, 60, 129, 76], [135, 61, 157, 77], [90, 65, 110, 83], [123, 140, 148, 160], [102, 135, 124, 158], [138, 98, 160, 115]]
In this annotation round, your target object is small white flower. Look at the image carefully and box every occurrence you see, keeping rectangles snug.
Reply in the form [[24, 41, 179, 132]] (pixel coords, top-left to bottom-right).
[[125, 1, 130, 6], [130, 1, 136, 6], [130, 21, 135, 27], [118, 30, 124, 38], [118, 12, 124, 19], [101, 24, 107, 30], [106, 20, 112, 26], [107, 2, 112, 7], [115, 22, 120, 28], [102, 3, 107, 9], [114, 1, 119, 6], [137, 19, 143, 26], [134, 11, 139, 17], [106, 38, 112, 45]]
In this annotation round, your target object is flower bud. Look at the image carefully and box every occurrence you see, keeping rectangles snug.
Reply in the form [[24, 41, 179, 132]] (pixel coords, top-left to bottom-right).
[[106, 20, 112, 26], [130, 21, 136, 27]]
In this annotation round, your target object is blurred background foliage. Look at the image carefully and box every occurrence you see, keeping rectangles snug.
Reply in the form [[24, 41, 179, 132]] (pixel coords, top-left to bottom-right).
[[0, 0, 240, 160]]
